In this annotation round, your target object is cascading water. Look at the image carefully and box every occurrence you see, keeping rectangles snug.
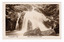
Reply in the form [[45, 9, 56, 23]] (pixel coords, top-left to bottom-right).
[[15, 6, 51, 36], [15, 12, 21, 30]]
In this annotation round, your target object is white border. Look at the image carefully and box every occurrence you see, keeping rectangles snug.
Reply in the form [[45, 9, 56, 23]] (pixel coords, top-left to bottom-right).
[[3, 2, 61, 39]]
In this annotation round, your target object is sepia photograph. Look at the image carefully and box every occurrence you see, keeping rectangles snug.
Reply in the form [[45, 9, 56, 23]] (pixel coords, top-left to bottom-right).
[[3, 2, 60, 39]]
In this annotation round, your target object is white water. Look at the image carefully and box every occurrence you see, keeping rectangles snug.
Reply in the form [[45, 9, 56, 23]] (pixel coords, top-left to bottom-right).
[[15, 12, 21, 30], [15, 6, 51, 36]]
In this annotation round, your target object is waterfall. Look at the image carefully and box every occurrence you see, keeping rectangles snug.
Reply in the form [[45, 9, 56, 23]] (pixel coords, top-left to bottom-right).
[[15, 12, 22, 30], [15, 6, 51, 36]]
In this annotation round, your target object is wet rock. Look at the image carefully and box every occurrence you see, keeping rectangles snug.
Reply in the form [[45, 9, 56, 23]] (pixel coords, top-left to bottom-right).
[[24, 28, 56, 36], [24, 27, 42, 36]]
